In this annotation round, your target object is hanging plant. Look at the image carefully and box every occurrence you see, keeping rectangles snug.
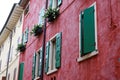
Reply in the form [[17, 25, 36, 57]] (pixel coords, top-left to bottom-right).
[[30, 24, 43, 36], [16, 43, 26, 52], [44, 8, 59, 22]]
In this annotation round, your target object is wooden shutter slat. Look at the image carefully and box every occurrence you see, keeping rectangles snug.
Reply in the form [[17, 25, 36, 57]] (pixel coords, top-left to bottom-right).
[[32, 53, 36, 79], [18, 63, 24, 80], [81, 6, 95, 56], [55, 32, 62, 68], [38, 48, 42, 76], [45, 42, 50, 73]]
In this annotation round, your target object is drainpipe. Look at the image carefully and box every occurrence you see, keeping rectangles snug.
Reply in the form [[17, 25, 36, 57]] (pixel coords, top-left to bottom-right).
[[5, 27, 12, 80], [41, 0, 48, 80]]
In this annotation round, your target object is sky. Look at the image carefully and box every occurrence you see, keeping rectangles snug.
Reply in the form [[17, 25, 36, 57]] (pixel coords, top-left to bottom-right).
[[0, 0, 20, 31]]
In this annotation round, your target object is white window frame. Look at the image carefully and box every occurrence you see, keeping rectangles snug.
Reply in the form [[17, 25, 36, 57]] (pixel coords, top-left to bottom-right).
[[47, 33, 59, 75], [34, 48, 42, 80], [77, 2, 98, 62]]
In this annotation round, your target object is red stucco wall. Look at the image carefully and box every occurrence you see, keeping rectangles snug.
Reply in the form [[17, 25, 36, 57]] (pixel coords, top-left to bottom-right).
[[19, 0, 120, 80]]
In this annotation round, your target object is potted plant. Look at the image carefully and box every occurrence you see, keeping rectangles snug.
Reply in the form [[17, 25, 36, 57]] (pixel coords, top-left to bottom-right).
[[30, 24, 43, 36], [16, 43, 26, 52], [44, 8, 59, 22]]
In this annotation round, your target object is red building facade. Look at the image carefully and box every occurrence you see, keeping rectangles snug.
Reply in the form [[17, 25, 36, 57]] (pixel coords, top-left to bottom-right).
[[18, 0, 120, 80]]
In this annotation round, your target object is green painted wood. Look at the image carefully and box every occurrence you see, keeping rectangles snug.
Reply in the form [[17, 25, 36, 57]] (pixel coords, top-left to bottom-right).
[[45, 42, 50, 73], [18, 63, 24, 80], [81, 6, 95, 56], [38, 48, 42, 76], [32, 53, 36, 79], [55, 32, 62, 68]]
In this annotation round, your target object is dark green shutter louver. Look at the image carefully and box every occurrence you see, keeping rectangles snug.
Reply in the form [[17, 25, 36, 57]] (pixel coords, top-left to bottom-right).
[[81, 6, 95, 56], [38, 48, 42, 76], [58, 0, 62, 6], [49, 0, 53, 8], [18, 63, 24, 80], [55, 32, 62, 68], [45, 42, 50, 73], [32, 53, 36, 79]]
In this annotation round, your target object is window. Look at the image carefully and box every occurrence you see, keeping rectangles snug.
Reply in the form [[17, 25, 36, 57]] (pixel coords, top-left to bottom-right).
[[22, 27, 29, 44], [9, 46, 13, 61], [37, 48, 42, 77], [24, 2, 30, 15], [45, 32, 62, 74], [77, 2, 98, 62], [32, 48, 42, 79], [12, 27, 16, 36], [48, 0, 62, 9], [39, 7, 45, 25]]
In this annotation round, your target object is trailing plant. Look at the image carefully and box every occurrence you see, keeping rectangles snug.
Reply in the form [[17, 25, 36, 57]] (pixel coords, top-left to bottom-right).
[[16, 43, 26, 52], [30, 24, 43, 36], [44, 8, 59, 22]]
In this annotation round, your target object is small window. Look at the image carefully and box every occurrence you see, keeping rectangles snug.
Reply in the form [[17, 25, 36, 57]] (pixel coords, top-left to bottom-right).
[[32, 48, 42, 79], [77, 2, 98, 62], [22, 27, 29, 44], [9, 46, 13, 61], [20, 16, 22, 23], [12, 27, 16, 36], [24, 2, 30, 15], [49, 38, 56, 71], [48, 0, 62, 9], [45, 32, 62, 74], [39, 8, 45, 25]]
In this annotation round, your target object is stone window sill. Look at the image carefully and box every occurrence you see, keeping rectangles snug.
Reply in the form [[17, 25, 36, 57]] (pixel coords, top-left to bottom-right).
[[47, 69, 58, 75], [77, 50, 98, 62]]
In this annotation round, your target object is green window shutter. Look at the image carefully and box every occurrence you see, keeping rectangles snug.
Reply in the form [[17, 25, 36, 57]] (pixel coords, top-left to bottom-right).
[[38, 48, 42, 76], [55, 32, 62, 68], [81, 6, 95, 56], [18, 63, 24, 80], [58, 0, 62, 6], [49, 0, 53, 8], [45, 42, 50, 73], [32, 53, 36, 79]]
